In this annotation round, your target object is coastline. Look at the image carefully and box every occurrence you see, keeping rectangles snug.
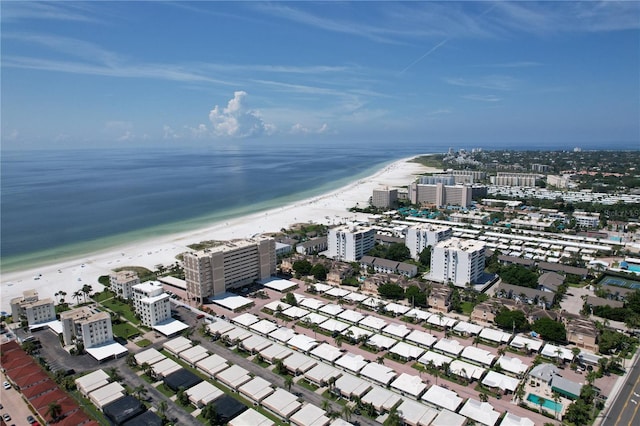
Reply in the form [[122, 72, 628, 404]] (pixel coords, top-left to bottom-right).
[[1, 155, 435, 312]]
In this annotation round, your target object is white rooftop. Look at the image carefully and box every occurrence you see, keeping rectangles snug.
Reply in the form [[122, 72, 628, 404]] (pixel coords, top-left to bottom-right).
[[461, 346, 495, 366], [270, 327, 297, 343], [241, 334, 273, 353], [418, 351, 454, 368], [427, 314, 457, 328], [223, 327, 252, 343], [238, 376, 274, 403], [395, 399, 438, 426], [261, 277, 298, 292], [319, 318, 350, 333], [482, 370, 520, 392], [510, 335, 544, 352], [366, 333, 396, 350], [390, 373, 427, 397], [382, 323, 411, 339], [325, 287, 351, 298], [359, 362, 397, 385], [479, 328, 512, 344], [404, 308, 431, 321], [335, 353, 368, 373], [233, 312, 260, 327], [362, 297, 384, 309], [264, 300, 291, 312], [431, 409, 467, 426], [311, 283, 332, 293], [302, 312, 329, 325], [304, 363, 342, 385], [319, 303, 344, 316], [283, 352, 317, 373], [449, 359, 486, 380], [310, 342, 344, 363], [75, 369, 110, 395], [152, 358, 181, 377], [361, 386, 402, 413], [259, 342, 293, 361], [282, 306, 310, 319], [163, 335, 192, 354], [215, 364, 252, 390], [300, 298, 326, 311], [337, 309, 365, 324], [85, 340, 128, 361], [384, 302, 411, 315], [196, 354, 229, 377], [433, 338, 465, 356], [207, 320, 235, 336], [344, 325, 372, 341], [343, 292, 368, 303], [453, 321, 484, 335], [228, 408, 275, 426], [290, 403, 330, 426], [334, 374, 372, 398], [541, 343, 574, 361], [180, 344, 209, 365], [134, 348, 165, 366], [500, 412, 535, 426], [405, 329, 437, 348], [211, 292, 253, 311], [497, 355, 529, 375], [287, 334, 318, 352], [187, 381, 223, 406], [262, 388, 302, 419], [359, 315, 388, 331], [421, 385, 462, 411], [389, 341, 425, 360], [153, 318, 189, 336], [459, 399, 501, 426]]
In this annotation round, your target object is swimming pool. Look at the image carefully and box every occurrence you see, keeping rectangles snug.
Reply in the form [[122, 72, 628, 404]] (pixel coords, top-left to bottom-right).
[[527, 393, 562, 412], [628, 264, 640, 273]]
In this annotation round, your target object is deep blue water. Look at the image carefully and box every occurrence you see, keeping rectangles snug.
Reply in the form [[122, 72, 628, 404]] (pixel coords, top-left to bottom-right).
[[1, 142, 435, 269]]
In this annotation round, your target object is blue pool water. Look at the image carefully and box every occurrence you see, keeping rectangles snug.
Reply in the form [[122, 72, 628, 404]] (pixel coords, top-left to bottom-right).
[[527, 393, 562, 412], [627, 265, 640, 273]]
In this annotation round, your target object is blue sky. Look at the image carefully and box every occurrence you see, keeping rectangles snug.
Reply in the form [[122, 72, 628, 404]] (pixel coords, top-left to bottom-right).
[[2, 1, 639, 149]]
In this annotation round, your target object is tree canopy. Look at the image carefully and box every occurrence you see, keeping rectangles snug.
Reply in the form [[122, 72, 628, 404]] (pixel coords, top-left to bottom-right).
[[532, 318, 566, 343], [311, 263, 328, 281], [498, 264, 538, 288], [378, 283, 405, 300], [494, 307, 528, 332], [292, 259, 312, 276]]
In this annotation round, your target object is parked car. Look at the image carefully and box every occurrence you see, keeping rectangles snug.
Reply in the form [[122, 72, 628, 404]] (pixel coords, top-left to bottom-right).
[[27, 415, 35, 424], [3, 413, 11, 422], [3, 381, 11, 390]]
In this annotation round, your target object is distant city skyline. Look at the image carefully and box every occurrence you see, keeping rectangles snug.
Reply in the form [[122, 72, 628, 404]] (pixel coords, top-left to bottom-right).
[[2, 1, 639, 149]]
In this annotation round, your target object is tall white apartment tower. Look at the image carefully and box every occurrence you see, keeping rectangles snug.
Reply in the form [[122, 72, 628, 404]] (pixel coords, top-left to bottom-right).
[[405, 224, 452, 260], [327, 224, 376, 262], [109, 270, 139, 299], [60, 306, 113, 347], [183, 237, 276, 303], [430, 237, 486, 287], [132, 281, 171, 327]]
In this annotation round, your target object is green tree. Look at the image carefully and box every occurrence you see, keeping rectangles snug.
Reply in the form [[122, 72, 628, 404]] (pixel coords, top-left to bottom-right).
[[46, 401, 63, 422], [387, 243, 410, 261], [177, 386, 189, 406], [311, 263, 328, 281], [378, 283, 405, 300], [284, 375, 293, 392], [419, 246, 431, 267], [498, 264, 538, 288], [284, 292, 298, 306], [293, 259, 313, 276], [532, 318, 566, 343], [494, 308, 528, 332]]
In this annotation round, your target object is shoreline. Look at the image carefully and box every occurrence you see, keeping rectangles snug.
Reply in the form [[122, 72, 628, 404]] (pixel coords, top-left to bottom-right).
[[1, 155, 435, 312]]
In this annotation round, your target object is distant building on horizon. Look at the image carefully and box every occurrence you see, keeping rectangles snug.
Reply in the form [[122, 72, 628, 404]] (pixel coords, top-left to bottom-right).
[[430, 237, 486, 287], [492, 172, 540, 187], [183, 237, 276, 303], [409, 182, 473, 208], [327, 224, 375, 262]]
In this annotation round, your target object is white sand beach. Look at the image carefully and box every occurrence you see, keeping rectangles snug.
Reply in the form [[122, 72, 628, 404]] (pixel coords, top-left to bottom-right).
[[1, 156, 433, 312]]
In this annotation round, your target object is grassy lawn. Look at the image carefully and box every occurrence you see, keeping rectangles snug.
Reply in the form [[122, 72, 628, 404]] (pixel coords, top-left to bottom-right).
[[297, 379, 319, 392], [112, 322, 141, 340], [156, 383, 176, 398], [253, 358, 271, 368], [461, 301, 475, 315], [100, 298, 140, 325], [93, 290, 115, 303], [322, 390, 347, 406], [136, 339, 152, 347]]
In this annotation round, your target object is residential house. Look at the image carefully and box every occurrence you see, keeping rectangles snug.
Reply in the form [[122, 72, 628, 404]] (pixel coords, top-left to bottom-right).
[[428, 285, 452, 313], [538, 272, 564, 293], [296, 236, 328, 255], [496, 283, 552, 308]]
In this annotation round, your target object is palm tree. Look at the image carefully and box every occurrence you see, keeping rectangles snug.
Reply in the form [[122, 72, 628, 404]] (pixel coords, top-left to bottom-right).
[[72, 290, 82, 305], [158, 400, 168, 420], [473, 336, 480, 347], [108, 367, 122, 381], [81, 284, 93, 303], [321, 398, 331, 412], [553, 393, 561, 420], [126, 353, 137, 367], [327, 376, 337, 393], [46, 401, 63, 422], [571, 347, 581, 362], [274, 358, 285, 375], [479, 392, 489, 402], [132, 384, 147, 400], [284, 375, 293, 392], [497, 347, 506, 357], [377, 356, 385, 365], [141, 362, 153, 378], [342, 405, 353, 422], [383, 407, 402, 426]]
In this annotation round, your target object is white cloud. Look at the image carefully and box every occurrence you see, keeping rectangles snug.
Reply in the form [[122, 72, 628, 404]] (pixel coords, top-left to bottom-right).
[[290, 122, 330, 135], [208, 91, 273, 138], [163, 125, 181, 139], [462, 94, 501, 102]]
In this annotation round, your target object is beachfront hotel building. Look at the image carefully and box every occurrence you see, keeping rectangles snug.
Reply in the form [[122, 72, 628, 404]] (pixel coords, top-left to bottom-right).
[[183, 237, 276, 303], [109, 270, 139, 299], [132, 281, 171, 327], [405, 223, 452, 260], [327, 224, 375, 262], [430, 237, 486, 287], [491, 172, 540, 187], [60, 306, 113, 348], [10, 289, 56, 327], [408, 181, 473, 208], [372, 187, 398, 208]]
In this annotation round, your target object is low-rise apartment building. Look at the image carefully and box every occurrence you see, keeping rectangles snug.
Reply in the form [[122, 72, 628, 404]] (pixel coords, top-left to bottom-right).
[[10, 290, 56, 327], [109, 270, 139, 299], [60, 306, 113, 348]]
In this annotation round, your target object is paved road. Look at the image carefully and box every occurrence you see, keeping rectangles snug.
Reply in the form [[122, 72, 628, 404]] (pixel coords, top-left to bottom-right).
[[603, 355, 640, 426]]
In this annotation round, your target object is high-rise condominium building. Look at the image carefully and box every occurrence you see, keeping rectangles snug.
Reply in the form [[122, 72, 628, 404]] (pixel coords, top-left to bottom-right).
[[327, 224, 375, 262], [408, 182, 473, 207], [405, 224, 452, 260], [109, 270, 139, 299], [492, 172, 540, 187], [372, 188, 398, 208], [132, 281, 170, 327], [60, 306, 113, 347], [430, 237, 486, 287], [183, 237, 276, 303]]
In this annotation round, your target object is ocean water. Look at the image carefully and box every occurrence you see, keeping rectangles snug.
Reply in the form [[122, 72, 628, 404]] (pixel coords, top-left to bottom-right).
[[1, 142, 435, 271]]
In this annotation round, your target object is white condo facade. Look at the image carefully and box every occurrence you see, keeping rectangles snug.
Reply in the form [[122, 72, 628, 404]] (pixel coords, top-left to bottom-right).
[[109, 270, 139, 299], [183, 237, 276, 302], [132, 281, 171, 327], [430, 237, 486, 287], [60, 306, 113, 347], [405, 223, 452, 260], [10, 290, 56, 327], [328, 224, 375, 262]]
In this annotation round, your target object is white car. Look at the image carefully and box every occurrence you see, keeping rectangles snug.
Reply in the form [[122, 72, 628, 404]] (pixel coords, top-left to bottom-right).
[[3, 381, 11, 390]]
